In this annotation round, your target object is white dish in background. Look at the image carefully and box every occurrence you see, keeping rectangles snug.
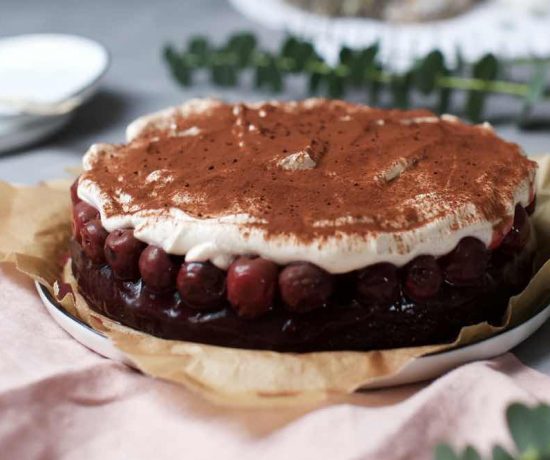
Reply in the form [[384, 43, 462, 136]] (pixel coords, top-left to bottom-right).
[[0, 34, 109, 117], [229, 0, 550, 71], [35, 281, 550, 388], [0, 114, 71, 154], [0, 34, 109, 153]]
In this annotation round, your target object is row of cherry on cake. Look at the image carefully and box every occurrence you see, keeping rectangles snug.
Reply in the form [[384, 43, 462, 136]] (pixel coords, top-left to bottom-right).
[[71, 183, 535, 319]]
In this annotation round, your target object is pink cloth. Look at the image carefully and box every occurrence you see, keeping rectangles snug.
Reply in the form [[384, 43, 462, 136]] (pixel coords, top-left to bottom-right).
[[1, 264, 550, 460]]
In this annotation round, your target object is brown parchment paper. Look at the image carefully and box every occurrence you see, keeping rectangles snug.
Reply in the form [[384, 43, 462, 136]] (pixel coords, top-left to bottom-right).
[[2, 155, 550, 407]]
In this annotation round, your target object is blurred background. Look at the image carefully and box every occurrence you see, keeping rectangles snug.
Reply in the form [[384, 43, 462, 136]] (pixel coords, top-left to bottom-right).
[[0, 0, 549, 184]]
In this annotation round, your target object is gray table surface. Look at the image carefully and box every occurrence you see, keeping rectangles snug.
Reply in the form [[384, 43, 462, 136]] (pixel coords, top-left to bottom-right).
[[1, 0, 549, 375]]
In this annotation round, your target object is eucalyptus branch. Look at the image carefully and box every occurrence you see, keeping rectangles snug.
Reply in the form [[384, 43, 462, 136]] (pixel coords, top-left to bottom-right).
[[163, 32, 550, 125], [435, 402, 550, 460]]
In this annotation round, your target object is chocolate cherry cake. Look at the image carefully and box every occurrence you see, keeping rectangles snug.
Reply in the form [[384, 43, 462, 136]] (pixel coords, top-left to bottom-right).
[[69, 98, 537, 352]]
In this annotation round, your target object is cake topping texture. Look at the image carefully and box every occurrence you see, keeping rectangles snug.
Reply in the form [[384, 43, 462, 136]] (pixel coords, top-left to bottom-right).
[[79, 98, 536, 273]]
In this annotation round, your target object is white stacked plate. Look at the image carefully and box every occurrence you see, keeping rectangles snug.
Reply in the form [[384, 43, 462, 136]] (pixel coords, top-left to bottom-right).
[[0, 34, 109, 153]]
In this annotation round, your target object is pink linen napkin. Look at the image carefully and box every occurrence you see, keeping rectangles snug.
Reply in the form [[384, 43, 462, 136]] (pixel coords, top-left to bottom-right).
[[1, 263, 550, 460]]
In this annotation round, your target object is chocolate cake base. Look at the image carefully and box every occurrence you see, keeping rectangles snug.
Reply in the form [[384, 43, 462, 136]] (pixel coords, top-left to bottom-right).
[[69, 240, 534, 352]]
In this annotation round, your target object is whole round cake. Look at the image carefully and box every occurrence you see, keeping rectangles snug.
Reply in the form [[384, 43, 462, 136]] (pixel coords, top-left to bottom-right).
[[70, 98, 537, 352]]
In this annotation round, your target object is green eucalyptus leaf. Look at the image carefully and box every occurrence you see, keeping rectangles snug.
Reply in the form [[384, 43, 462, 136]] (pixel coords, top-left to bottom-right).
[[338, 47, 358, 84], [210, 65, 219, 85], [519, 62, 549, 125], [163, 43, 178, 70], [226, 32, 257, 67], [211, 60, 237, 87], [465, 53, 499, 122], [461, 446, 482, 460], [491, 446, 515, 460], [438, 87, 452, 114], [362, 43, 379, 66], [465, 86, 485, 122], [225, 64, 238, 86], [255, 55, 283, 92], [435, 444, 461, 460], [163, 43, 176, 61], [164, 45, 192, 86], [298, 41, 317, 66], [390, 72, 412, 108], [173, 62, 192, 86], [254, 64, 265, 88], [415, 50, 445, 95], [474, 53, 499, 80], [347, 60, 365, 86], [281, 37, 316, 72], [327, 70, 345, 98], [209, 50, 239, 87], [455, 47, 465, 74], [281, 36, 299, 58], [437, 69, 453, 114], [187, 36, 210, 66], [339, 46, 354, 65], [308, 71, 323, 94], [368, 66, 383, 106], [267, 66, 283, 92], [465, 90, 485, 124], [339, 44, 379, 87], [507, 403, 550, 456]]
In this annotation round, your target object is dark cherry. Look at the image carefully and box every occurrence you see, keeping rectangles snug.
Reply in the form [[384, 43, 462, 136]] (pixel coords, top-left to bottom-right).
[[177, 262, 226, 310], [526, 196, 536, 216], [356, 263, 400, 305], [226, 256, 278, 318], [104, 229, 146, 280], [70, 177, 81, 205], [80, 219, 108, 265], [279, 262, 333, 313], [500, 205, 531, 255], [73, 201, 99, 243], [139, 246, 178, 291], [404, 256, 442, 302], [442, 237, 488, 286]]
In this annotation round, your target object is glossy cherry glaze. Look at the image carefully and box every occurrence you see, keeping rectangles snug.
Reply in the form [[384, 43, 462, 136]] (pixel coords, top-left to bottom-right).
[[71, 258, 535, 350], [70, 201, 536, 352]]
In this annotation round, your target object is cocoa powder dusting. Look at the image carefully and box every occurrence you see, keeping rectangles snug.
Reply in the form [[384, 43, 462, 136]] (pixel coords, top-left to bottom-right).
[[81, 99, 537, 243]]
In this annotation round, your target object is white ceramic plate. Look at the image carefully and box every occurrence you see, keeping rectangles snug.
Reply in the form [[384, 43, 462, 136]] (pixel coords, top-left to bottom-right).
[[0, 113, 71, 154], [0, 34, 109, 117], [35, 281, 550, 388], [0, 34, 109, 153], [36, 282, 130, 365]]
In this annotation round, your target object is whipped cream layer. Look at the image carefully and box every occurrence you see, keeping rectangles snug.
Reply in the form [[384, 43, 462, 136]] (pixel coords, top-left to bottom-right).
[[78, 98, 537, 274]]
